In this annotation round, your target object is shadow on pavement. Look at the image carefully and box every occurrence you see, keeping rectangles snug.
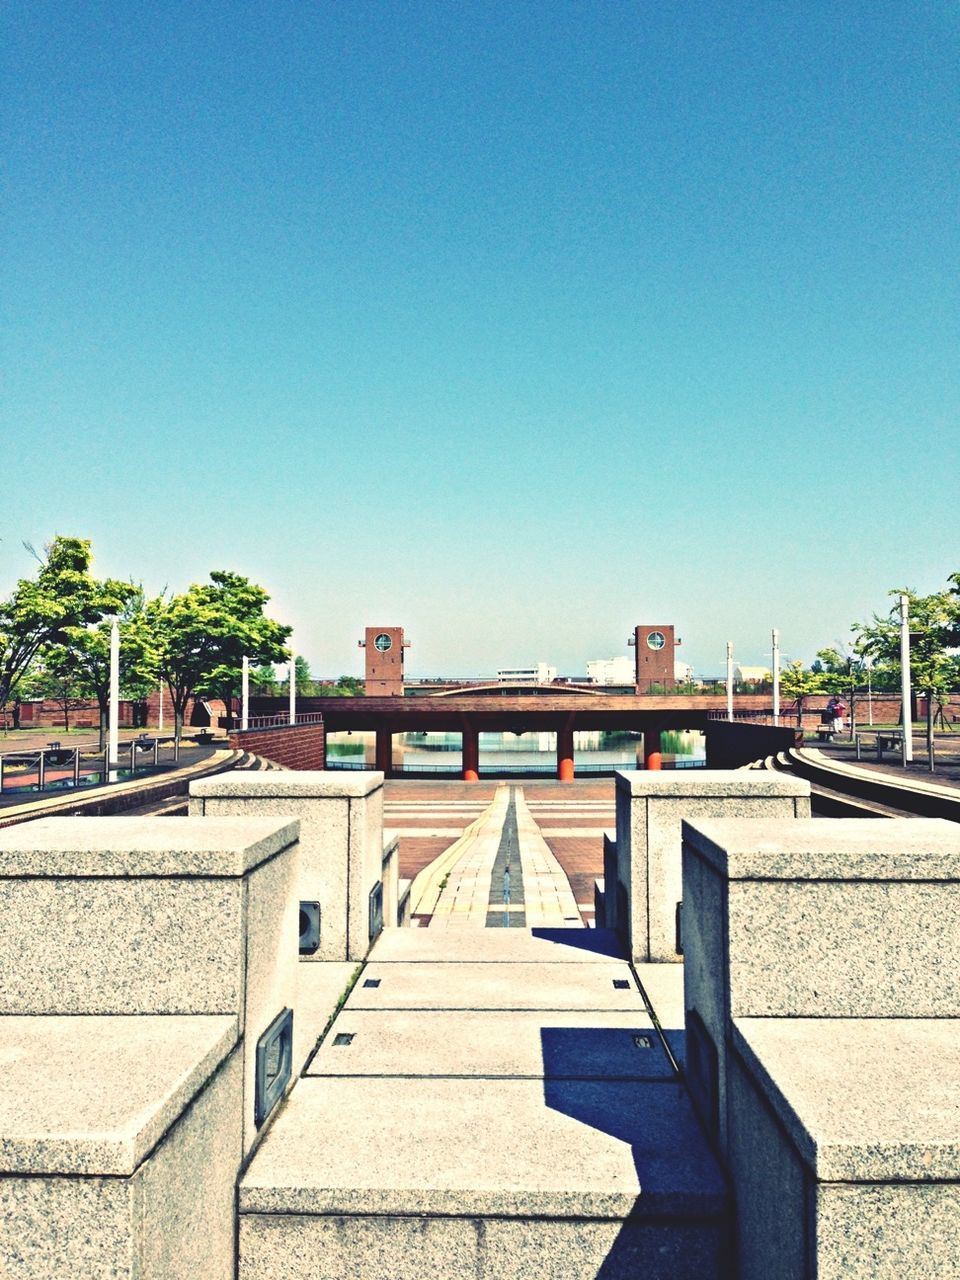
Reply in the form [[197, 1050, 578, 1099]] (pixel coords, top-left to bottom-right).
[[531, 926, 626, 958]]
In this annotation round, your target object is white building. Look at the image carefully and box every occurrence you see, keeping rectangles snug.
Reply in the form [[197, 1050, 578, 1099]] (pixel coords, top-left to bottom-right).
[[586, 656, 635, 685], [675, 660, 695, 683], [497, 664, 557, 685]]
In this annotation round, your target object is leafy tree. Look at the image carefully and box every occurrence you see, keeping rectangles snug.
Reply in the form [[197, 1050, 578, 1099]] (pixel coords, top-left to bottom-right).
[[149, 572, 291, 739], [16, 649, 87, 732], [57, 586, 159, 747], [250, 664, 280, 696], [335, 675, 364, 696], [853, 588, 960, 771], [778, 661, 828, 728], [0, 537, 123, 714]]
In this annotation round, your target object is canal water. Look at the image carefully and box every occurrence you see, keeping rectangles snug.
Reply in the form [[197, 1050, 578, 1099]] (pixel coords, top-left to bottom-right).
[[326, 730, 705, 775]]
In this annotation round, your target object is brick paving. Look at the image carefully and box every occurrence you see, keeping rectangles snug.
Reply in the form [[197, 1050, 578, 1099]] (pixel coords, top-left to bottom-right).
[[385, 776, 616, 926]]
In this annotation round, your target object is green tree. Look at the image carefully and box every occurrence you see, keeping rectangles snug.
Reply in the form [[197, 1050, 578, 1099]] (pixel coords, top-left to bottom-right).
[[0, 537, 123, 714], [335, 675, 365, 696], [853, 588, 960, 771], [58, 586, 159, 747], [149, 572, 291, 740], [17, 649, 87, 732], [778, 661, 828, 728], [249, 664, 280, 696]]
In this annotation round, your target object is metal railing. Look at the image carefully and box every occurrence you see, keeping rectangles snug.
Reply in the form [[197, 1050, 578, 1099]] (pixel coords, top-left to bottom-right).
[[231, 713, 325, 731], [0, 735, 179, 796]]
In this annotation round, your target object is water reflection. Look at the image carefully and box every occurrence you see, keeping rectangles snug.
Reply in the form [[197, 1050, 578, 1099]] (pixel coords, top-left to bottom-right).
[[326, 730, 705, 775]]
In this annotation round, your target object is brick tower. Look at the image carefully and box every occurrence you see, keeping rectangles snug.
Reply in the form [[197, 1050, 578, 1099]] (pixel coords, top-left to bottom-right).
[[359, 627, 408, 696], [629, 625, 678, 692]]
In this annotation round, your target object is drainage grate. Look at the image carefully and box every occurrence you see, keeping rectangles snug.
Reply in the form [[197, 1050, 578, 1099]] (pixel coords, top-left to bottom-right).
[[333, 1033, 355, 1047], [613, 978, 631, 990], [362, 978, 381, 989]]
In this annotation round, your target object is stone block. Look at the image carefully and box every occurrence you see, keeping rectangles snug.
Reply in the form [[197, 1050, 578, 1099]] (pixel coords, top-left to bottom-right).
[[240, 1075, 727, 1218], [306, 1009, 671, 1080], [368, 924, 624, 964], [728, 1017, 960, 1279], [382, 831, 399, 928], [681, 817, 960, 1149], [0, 1014, 241, 1279], [344, 961, 645, 1012], [0, 816, 299, 1153], [191, 770, 384, 961], [239, 1214, 729, 1280], [602, 829, 617, 927], [614, 770, 810, 963], [293, 960, 358, 1073]]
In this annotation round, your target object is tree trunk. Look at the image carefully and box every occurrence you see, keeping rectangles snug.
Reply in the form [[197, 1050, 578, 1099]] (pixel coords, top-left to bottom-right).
[[98, 706, 107, 752], [927, 691, 935, 773]]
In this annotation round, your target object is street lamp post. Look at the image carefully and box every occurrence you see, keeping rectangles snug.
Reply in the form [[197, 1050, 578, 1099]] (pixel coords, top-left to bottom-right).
[[900, 594, 913, 763], [772, 628, 780, 725], [726, 643, 734, 722]]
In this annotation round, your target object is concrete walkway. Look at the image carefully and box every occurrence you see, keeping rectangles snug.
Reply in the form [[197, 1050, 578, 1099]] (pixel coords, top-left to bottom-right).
[[426, 784, 584, 930], [239, 929, 726, 1280]]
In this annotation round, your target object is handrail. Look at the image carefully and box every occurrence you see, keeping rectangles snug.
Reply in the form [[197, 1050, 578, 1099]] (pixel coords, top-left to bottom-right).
[[233, 713, 325, 731]]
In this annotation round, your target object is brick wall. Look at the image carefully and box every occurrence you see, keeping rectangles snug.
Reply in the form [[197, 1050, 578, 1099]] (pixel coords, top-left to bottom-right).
[[228, 722, 326, 770]]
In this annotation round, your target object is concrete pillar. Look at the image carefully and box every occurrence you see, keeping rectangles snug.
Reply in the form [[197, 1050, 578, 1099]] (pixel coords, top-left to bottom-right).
[[375, 728, 392, 775], [461, 719, 479, 782], [557, 717, 575, 782], [644, 720, 662, 770]]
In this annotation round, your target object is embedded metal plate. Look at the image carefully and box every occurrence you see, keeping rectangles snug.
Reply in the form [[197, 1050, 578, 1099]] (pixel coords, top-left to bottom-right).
[[368, 879, 384, 941], [299, 900, 321, 955], [255, 1007, 293, 1128]]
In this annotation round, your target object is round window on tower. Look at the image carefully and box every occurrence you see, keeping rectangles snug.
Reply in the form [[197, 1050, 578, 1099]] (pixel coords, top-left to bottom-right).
[[374, 633, 393, 653], [646, 631, 666, 651]]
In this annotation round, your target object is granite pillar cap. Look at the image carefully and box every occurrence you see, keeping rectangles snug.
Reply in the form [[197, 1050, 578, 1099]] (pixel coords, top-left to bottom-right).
[[682, 816, 960, 880], [732, 1017, 960, 1182], [190, 770, 384, 800], [614, 770, 809, 798], [0, 1014, 237, 1175], [0, 815, 299, 877]]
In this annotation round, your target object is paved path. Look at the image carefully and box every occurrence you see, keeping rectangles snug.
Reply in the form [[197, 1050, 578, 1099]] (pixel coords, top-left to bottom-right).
[[240, 929, 726, 1277], [409, 784, 587, 929], [385, 778, 614, 926]]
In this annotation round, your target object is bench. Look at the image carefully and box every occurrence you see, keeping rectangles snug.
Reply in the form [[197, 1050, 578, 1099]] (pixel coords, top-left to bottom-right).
[[809, 724, 835, 742], [855, 728, 905, 761]]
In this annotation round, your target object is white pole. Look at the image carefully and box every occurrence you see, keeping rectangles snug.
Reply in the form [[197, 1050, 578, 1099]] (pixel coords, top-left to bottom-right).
[[899, 594, 913, 762], [158, 680, 164, 731], [865, 657, 874, 726], [726, 642, 734, 722], [772, 628, 780, 725], [288, 650, 296, 725], [241, 655, 249, 731], [108, 620, 120, 767]]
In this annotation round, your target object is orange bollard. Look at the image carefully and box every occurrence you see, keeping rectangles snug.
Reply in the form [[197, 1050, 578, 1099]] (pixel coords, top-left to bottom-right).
[[646, 751, 662, 771], [558, 756, 575, 782]]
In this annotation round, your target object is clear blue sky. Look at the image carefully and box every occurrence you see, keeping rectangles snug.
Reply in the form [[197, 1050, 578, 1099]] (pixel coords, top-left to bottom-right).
[[3, 2, 957, 678]]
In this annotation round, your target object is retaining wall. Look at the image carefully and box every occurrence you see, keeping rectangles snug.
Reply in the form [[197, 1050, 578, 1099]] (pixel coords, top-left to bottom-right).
[[228, 722, 326, 770]]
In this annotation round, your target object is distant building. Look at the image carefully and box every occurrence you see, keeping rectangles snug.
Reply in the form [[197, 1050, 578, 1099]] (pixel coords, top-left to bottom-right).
[[674, 660, 695, 683], [359, 627, 409, 696], [734, 665, 771, 685], [586, 657, 635, 685], [497, 664, 557, 685], [629, 624, 679, 691]]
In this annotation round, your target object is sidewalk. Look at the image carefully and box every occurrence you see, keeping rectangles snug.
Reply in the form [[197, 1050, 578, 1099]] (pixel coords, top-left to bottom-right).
[[238, 928, 726, 1279]]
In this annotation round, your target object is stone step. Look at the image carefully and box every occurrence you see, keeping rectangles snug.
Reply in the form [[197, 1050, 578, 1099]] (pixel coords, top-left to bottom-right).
[[238, 1075, 729, 1280], [238, 925, 730, 1280]]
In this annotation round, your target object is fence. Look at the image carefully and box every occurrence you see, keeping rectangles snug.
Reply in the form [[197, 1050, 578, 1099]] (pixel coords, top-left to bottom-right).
[[0, 735, 179, 796]]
